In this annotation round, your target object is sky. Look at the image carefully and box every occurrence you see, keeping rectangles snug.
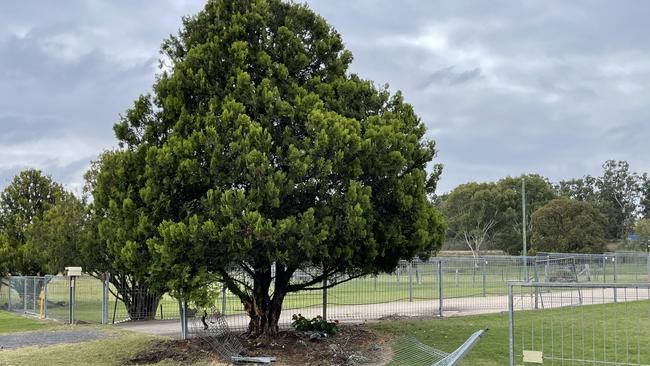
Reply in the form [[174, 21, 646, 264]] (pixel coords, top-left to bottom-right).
[[1, 1, 649, 195]]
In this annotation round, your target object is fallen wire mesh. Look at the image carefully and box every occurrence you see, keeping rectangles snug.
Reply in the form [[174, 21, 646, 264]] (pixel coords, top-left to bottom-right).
[[388, 329, 488, 366], [187, 309, 244, 361]]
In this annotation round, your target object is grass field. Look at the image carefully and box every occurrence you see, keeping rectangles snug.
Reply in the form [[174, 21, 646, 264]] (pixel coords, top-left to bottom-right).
[[0, 311, 53, 334], [374, 300, 650, 366]]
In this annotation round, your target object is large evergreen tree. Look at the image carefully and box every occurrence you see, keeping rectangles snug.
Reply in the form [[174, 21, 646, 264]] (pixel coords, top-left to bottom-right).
[[97, 0, 445, 336]]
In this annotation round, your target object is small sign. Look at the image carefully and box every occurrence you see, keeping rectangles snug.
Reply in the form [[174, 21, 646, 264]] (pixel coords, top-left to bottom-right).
[[523, 350, 543, 363]]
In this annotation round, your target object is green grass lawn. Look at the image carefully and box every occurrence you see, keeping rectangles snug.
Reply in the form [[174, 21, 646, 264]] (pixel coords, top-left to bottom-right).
[[0, 330, 182, 366], [0, 311, 54, 334]]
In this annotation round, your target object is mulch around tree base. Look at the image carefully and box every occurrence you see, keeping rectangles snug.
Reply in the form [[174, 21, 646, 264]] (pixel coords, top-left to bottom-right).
[[127, 324, 392, 366]]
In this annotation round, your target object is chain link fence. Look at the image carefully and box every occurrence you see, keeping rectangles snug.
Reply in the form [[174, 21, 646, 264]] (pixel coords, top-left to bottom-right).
[[1, 252, 649, 331]]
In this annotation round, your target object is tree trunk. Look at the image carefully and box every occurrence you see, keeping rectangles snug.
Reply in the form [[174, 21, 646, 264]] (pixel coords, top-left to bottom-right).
[[117, 282, 162, 321], [246, 297, 284, 337], [244, 265, 290, 337]]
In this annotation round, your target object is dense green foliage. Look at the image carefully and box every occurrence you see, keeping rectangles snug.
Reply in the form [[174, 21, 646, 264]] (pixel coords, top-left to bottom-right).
[[634, 218, 650, 250], [531, 197, 606, 253], [95, 0, 445, 335], [26, 192, 92, 275], [291, 314, 338, 335], [0, 170, 66, 276], [494, 175, 556, 255], [557, 160, 644, 240]]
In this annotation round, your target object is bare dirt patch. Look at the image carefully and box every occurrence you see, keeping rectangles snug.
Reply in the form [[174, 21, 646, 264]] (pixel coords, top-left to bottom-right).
[[125, 338, 222, 365], [126, 324, 393, 366]]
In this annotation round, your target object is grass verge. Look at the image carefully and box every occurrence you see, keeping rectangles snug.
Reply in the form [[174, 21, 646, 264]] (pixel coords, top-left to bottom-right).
[[0, 311, 54, 334], [0, 328, 187, 366]]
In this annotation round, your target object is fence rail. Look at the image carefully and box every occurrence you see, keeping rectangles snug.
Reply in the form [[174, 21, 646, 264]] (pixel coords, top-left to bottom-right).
[[1, 252, 649, 332]]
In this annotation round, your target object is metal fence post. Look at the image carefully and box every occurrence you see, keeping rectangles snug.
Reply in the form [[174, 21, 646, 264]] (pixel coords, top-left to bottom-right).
[[69, 276, 76, 324], [322, 275, 328, 321], [33, 277, 37, 313], [613, 254, 618, 302], [647, 254, 650, 284], [534, 264, 539, 309], [23, 278, 27, 314], [603, 255, 607, 283], [408, 261, 413, 302], [438, 260, 443, 317], [102, 273, 109, 324], [508, 283, 515, 366], [179, 298, 188, 340], [7, 277, 12, 312], [43, 276, 48, 319], [481, 259, 487, 297], [221, 284, 227, 315]]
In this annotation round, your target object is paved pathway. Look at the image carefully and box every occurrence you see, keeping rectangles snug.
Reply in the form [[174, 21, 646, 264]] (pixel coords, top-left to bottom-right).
[[0, 329, 108, 349]]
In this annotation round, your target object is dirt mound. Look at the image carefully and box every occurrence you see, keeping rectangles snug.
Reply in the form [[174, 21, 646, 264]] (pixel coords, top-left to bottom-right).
[[127, 324, 392, 366], [126, 338, 221, 365]]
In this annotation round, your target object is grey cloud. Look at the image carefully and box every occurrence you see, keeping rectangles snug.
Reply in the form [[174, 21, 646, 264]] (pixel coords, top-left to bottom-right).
[[2, 0, 650, 195], [420, 66, 482, 88]]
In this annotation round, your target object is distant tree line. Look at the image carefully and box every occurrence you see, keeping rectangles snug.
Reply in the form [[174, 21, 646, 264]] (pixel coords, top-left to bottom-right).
[[439, 160, 650, 255]]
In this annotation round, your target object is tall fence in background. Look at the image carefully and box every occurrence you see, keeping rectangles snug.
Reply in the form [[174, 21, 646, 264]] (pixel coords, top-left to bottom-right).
[[508, 282, 650, 366], [1, 251, 649, 331]]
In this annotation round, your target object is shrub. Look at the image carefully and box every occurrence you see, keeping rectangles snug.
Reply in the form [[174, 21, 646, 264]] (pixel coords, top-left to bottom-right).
[[291, 314, 338, 335]]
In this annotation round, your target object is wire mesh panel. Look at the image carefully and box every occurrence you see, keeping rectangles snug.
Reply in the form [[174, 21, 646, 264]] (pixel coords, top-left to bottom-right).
[[0, 277, 22, 312], [439, 256, 533, 315], [109, 282, 180, 324], [43, 275, 70, 322], [508, 282, 650, 366], [325, 260, 441, 322]]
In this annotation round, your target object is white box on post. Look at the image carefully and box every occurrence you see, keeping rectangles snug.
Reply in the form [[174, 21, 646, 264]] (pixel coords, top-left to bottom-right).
[[65, 267, 83, 277], [64, 266, 82, 324]]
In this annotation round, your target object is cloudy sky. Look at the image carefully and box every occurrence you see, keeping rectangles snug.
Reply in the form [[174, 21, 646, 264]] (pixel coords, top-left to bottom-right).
[[1, 1, 649, 194]]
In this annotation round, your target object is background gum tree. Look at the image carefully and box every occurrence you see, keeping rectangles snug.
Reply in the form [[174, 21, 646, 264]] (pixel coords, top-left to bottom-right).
[[441, 182, 512, 259], [530, 197, 607, 253], [99, 0, 445, 336], [495, 174, 556, 255]]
